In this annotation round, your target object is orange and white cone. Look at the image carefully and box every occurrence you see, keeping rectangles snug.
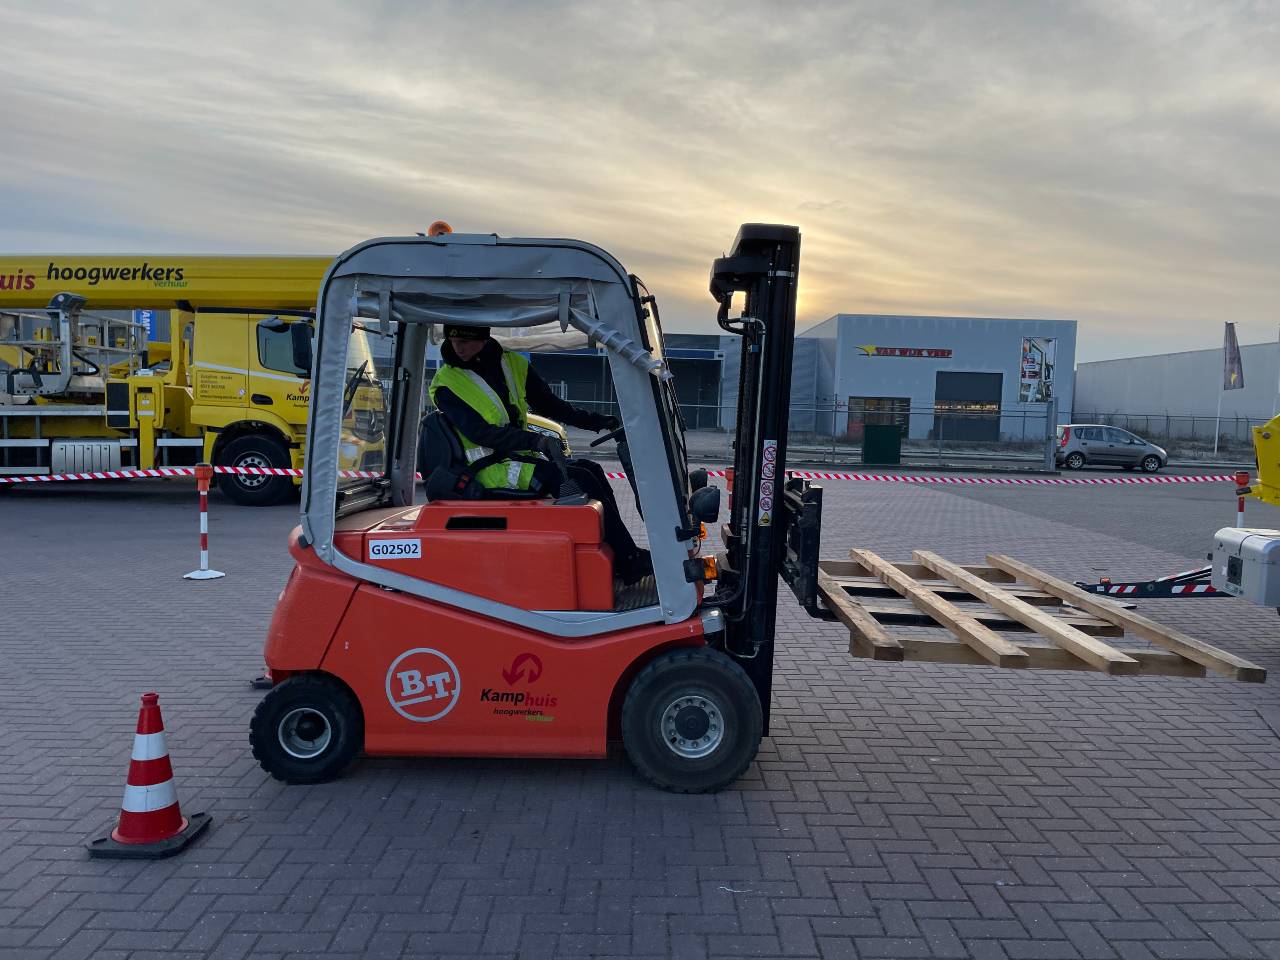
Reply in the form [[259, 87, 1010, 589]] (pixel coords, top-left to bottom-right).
[[87, 692, 211, 859]]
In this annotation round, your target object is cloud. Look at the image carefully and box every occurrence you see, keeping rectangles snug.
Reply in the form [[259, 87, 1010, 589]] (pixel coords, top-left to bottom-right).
[[1, 0, 1277, 360]]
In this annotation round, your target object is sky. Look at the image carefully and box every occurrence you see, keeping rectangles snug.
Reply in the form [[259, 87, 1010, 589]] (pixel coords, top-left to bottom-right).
[[1, 0, 1277, 362]]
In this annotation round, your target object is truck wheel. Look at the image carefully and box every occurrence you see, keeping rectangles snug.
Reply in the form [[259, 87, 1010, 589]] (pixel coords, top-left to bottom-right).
[[250, 674, 363, 784], [217, 434, 292, 506], [1065, 452, 1086, 470], [621, 648, 762, 793]]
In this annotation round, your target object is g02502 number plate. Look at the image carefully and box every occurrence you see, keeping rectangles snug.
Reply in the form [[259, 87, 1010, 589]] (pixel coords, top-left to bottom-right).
[[369, 539, 422, 559]]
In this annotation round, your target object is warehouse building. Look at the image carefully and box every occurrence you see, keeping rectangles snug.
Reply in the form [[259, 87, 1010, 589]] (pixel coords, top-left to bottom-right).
[[1075, 340, 1280, 437], [1075, 341, 1280, 421], [798, 314, 1077, 441], [427, 313, 1079, 444]]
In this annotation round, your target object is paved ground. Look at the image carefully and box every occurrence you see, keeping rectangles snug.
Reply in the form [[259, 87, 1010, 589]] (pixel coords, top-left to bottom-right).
[[2, 468, 1279, 960]]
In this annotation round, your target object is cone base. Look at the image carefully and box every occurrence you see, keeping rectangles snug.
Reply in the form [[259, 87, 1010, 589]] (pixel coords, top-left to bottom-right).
[[87, 811, 212, 860], [184, 569, 226, 580]]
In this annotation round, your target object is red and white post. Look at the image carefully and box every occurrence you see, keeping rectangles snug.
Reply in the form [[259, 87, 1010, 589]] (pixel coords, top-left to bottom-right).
[[184, 463, 225, 580], [1236, 470, 1251, 529]]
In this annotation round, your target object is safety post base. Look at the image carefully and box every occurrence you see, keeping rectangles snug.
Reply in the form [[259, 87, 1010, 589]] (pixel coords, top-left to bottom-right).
[[87, 811, 212, 860], [183, 569, 226, 580]]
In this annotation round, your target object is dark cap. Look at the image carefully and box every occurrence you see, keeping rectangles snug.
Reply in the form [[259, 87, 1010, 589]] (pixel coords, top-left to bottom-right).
[[444, 324, 491, 341]]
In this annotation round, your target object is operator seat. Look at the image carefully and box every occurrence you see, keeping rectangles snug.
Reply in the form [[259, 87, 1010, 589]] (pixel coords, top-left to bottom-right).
[[418, 411, 544, 501]]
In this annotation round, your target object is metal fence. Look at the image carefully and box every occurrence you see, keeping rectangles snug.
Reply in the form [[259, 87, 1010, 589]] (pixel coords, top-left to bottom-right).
[[553, 400, 1058, 467], [1077, 412, 1266, 462], [421, 387, 1272, 467]]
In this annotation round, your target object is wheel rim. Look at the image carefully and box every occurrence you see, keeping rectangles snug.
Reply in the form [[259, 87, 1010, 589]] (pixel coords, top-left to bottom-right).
[[1068, 454, 1083, 469], [234, 452, 271, 488], [277, 707, 332, 759], [1143, 457, 1159, 471], [659, 693, 724, 759]]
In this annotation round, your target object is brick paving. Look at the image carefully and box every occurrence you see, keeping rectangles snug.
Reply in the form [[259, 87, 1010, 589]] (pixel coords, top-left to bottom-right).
[[1, 470, 1278, 960]]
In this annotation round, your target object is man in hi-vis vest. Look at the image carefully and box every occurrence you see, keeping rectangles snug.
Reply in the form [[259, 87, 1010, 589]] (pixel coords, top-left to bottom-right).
[[429, 324, 651, 583]]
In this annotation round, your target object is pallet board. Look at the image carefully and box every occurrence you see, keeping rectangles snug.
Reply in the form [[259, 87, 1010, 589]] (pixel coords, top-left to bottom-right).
[[818, 551, 1266, 682]]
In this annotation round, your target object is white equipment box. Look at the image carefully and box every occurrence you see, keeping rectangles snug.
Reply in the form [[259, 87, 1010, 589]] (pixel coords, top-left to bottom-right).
[[1212, 527, 1280, 605]]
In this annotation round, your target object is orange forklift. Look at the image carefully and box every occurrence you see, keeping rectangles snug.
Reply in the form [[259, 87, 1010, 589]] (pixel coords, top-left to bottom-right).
[[249, 223, 823, 792]]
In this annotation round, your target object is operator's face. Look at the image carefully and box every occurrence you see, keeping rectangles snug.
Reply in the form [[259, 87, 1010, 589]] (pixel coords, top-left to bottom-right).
[[449, 337, 485, 362]]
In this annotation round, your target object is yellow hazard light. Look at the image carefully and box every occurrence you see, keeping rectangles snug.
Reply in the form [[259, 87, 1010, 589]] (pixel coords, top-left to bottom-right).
[[427, 220, 453, 237], [702, 556, 719, 582]]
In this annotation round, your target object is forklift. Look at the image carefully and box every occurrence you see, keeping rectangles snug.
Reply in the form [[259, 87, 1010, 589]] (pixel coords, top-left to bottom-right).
[[250, 223, 823, 793]]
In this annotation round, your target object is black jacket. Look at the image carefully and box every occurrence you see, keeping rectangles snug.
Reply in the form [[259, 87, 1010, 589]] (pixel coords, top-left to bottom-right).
[[433, 339, 607, 453]]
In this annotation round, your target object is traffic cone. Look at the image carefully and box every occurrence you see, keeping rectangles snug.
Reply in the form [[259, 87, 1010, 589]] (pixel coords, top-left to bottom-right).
[[87, 692, 211, 859]]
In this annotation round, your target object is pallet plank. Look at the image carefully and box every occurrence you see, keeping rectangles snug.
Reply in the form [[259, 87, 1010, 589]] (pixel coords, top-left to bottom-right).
[[828, 574, 1065, 607], [844, 635, 1207, 678], [854, 598, 1124, 637], [851, 549, 1030, 668], [914, 550, 1141, 676], [817, 571, 904, 661], [821, 559, 1016, 582], [988, 554, 1267, 683]]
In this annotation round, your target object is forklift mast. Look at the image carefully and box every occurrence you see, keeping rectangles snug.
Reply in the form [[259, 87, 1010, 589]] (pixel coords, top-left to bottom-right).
[[708, 224, 823, 729]]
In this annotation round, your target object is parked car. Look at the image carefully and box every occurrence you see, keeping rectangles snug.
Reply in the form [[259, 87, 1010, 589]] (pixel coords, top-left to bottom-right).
[[1056, 424, 1167, 472]]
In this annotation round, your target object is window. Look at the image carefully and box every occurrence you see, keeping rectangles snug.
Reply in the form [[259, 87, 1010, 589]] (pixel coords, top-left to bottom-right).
[[1106, 428, 1133, 444], [257, 318, 311, 376], [1079, 427, 1103, 441]]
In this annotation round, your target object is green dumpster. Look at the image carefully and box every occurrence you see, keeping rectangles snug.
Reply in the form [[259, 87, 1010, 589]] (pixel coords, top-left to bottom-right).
[[862, 423, 902, 465]]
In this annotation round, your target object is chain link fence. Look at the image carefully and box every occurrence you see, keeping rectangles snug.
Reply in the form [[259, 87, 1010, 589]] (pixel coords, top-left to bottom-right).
[[421, 384, 1271, 467], [549, 400, 1058, 467], [1078, 412, 1267, 462]]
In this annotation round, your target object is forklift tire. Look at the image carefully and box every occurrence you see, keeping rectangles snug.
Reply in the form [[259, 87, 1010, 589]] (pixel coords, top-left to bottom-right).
[[621, 648, 762, 794], [217, 434, 292, 506], [250, 674, 363, 784]]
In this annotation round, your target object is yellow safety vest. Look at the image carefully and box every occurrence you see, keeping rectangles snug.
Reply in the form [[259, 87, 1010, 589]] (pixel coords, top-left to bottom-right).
[[428, 352, 539, 490]]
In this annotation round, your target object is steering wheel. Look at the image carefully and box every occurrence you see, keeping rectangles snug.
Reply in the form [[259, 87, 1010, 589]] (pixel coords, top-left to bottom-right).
[[589, 426, 627, 448]]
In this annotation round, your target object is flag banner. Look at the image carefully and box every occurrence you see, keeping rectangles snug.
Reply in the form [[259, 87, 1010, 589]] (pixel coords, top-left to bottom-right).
[[1224, 322, 1244, 390]]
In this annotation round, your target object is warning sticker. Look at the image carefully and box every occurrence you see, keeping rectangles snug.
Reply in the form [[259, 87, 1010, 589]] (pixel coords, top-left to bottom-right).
[[385, 648, 461, 723], [758, 439, 777, 526]]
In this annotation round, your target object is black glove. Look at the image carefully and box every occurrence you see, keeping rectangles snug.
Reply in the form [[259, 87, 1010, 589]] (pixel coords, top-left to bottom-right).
[[530, 433, 565, 461], [589, 413, 621, 433]]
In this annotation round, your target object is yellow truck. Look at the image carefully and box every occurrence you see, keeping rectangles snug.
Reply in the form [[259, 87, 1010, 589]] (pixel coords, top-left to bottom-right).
[[0, 254, 567, 504], [0, 255, 360, 504]]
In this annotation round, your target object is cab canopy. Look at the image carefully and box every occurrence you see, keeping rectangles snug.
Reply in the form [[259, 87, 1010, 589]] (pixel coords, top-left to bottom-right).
[[302, 233, 699, 636]]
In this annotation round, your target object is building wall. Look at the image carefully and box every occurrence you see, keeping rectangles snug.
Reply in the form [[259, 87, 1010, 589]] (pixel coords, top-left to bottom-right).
[[718, 335, 820, 433], [1075, 341, 1280, 427], [803, 314, 1077, 440]]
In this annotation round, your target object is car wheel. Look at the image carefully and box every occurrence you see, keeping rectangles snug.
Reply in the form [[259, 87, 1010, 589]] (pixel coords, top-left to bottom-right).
[[1141, 455, 1162, 473], [217, 434, 293, 506], [621, 648, 762, 794], [1065, 452, 1086, 470], [250, 674, 363, 784]]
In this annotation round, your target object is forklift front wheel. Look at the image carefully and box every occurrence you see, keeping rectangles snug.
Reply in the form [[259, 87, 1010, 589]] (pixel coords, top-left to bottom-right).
[[250, 674, 363, 784], [621, 648, 762, 794]]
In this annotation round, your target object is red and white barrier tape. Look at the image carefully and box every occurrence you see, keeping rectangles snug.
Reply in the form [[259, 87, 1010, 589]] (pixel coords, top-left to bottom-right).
[[0, 466, 1238, 487]]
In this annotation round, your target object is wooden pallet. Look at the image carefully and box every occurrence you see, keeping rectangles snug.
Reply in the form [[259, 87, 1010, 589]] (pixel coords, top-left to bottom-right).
[[817, 551, 1266, 682]]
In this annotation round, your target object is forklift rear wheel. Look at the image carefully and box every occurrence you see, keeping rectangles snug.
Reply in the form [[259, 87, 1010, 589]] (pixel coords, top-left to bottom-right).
[[621, 648, 762, 794], [218, 434, 292, 506], [250, 674, 363, 783]]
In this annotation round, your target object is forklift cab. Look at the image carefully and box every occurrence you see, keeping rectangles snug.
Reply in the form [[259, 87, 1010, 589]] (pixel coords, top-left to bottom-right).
[[254, 224, 819, 793], [299, 233, 702, 629]]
